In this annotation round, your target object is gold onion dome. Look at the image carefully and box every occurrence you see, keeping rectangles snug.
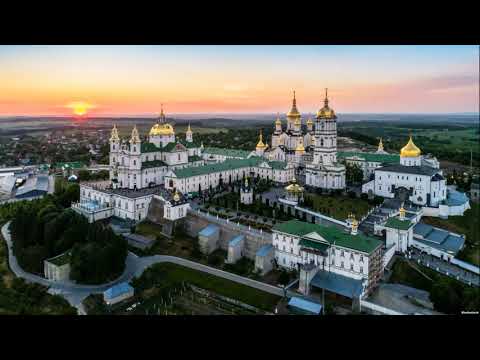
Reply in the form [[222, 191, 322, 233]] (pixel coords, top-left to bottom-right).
[[173, 191, 181, 202], [150, 123, 175, 136], [285, 177, 304, 193], [256, 130, 267, 149], [400, 135, 421, 157], [295, 140, 305, 153], [110, 124, 120, 142], [307, 117, 313, 126], [275, 114, 282, 126], [287, 90, 301, 118], [150, 105, 175, 136], [316, 88, 337, 120], [130, 125, 140, 143]]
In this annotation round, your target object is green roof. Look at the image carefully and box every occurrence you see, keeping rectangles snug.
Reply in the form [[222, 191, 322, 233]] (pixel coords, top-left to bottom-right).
[[47, 251, 71, 266], [203, 147, 252, 159], [172, 157, 262, 179], [142, 160, 167, 169], [188, 155, 202, 162], [267, 161, 288, 170], [179, 140, 200, 149], [141, 142, 161, 153], [163, 142, 187, 153], [299, 239, 330, 252], [273, 220, 382, 254], [337, 151, 399, 164], [54, 161, 86, 169], [384, 217, 413, 230]]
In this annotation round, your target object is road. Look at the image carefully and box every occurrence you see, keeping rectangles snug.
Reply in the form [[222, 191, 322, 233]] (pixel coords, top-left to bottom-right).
[[1, 222, 288, 314]]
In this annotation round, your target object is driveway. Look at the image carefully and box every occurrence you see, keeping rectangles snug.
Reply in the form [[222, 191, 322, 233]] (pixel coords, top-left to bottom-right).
[[1, 222, 287, 314]]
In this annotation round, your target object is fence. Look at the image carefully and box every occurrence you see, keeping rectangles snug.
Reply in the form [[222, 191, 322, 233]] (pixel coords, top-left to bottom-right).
[[360, 300, 404, 315]]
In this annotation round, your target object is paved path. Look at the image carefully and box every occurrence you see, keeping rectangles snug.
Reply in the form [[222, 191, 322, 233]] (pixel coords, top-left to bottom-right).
[[1, 222, 287, 314], [409, 249, 479, 287]]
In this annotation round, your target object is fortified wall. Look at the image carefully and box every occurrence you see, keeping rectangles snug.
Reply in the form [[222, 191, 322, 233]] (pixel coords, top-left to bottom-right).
[[184, 210, 272, 260]]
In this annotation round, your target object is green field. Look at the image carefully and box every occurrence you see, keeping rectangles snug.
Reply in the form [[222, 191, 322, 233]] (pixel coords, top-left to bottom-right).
[[339, 121, 479, 167], [305, 193, 372, 221], [132, 262, 281, 312]]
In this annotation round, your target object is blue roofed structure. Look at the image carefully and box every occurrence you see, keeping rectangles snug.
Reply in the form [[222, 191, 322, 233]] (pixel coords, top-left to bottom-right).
[[288, 297, 322, 315], [104, 282, 134, 300], [310, 270, 364, 299], [445, 189, 469, 206], [256, 244, 273, 257], [229, 235, 244, 247], [413, 223, 465, 255], [198, 224, 219, 237]]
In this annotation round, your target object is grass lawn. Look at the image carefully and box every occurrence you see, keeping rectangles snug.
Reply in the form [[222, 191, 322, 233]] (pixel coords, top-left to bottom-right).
[[135, 220, 163, 240], [135, 262, 281, 312], [0, 223, 76, 315], [389, 258, 438, 292], [305, 193, 372, 221], [422, 202, 480, 266]]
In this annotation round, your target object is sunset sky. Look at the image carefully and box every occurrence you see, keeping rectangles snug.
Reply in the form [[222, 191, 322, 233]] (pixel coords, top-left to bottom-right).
[[0, 45, 478, 117]]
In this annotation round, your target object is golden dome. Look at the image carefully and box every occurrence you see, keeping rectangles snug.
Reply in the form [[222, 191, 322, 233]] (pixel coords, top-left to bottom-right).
[[295, 140, 305, 153], [173, 191, 180, 202], [150, 123, 175, 136], [275, 115, 282, 126], [294, 117, 301, 126], [287, 90, 301, 118], [285, 177, 304, 193], [110, 124, 120, 142], [400, 135, 421, 158], [316, 88, 337, 120], [256, 130, 267, 149], [306, 117, 313, 126]]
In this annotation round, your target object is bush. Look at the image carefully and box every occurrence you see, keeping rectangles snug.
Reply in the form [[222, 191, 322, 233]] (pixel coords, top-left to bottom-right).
[[348, 191, 357, 199], [360, 193, 368, 201]]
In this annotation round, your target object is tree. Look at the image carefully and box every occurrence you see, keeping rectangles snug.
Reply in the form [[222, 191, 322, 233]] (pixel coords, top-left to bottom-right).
[[278, 270, 290, 286]]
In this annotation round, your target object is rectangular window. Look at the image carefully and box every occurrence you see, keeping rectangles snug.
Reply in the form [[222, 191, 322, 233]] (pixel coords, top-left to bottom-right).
[[360, 266, 363, 274], [350, 264, 354, 271]]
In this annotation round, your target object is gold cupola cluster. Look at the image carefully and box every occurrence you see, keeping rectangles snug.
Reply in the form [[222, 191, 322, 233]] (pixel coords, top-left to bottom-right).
[[150, 105, 175, 136], [306, 117, 313, 126], [316, 88, 337, 120], [400, 134, 421, 158]]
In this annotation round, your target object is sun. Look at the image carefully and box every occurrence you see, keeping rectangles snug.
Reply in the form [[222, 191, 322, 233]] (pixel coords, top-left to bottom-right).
[[67, 101, 93, 117]]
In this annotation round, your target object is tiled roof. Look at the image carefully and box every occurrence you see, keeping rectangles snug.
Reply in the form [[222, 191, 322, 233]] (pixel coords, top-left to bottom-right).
[[376, 164, 439, 176], [141, 160, 167, 169], [384, 217, 414, 230], [338, 151, 399, 164], [141, 142, 161, 153], [104, 282, 134, 300], [163, 142, 187, 153], [256, 244, 273, 257], [273, 220, 382, 254], [198, 224, 219, 237], [203, 147, 252, 159], [229, 235, 245, 247], [172, 157, 262, 179], [267, 161, 289, 170], [288, 297, 322, 314], [188, 155, 202, 162]]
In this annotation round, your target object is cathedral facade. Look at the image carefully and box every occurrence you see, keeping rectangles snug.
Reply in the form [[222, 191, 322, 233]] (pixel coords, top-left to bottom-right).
[[264, 90, 346, 190]]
